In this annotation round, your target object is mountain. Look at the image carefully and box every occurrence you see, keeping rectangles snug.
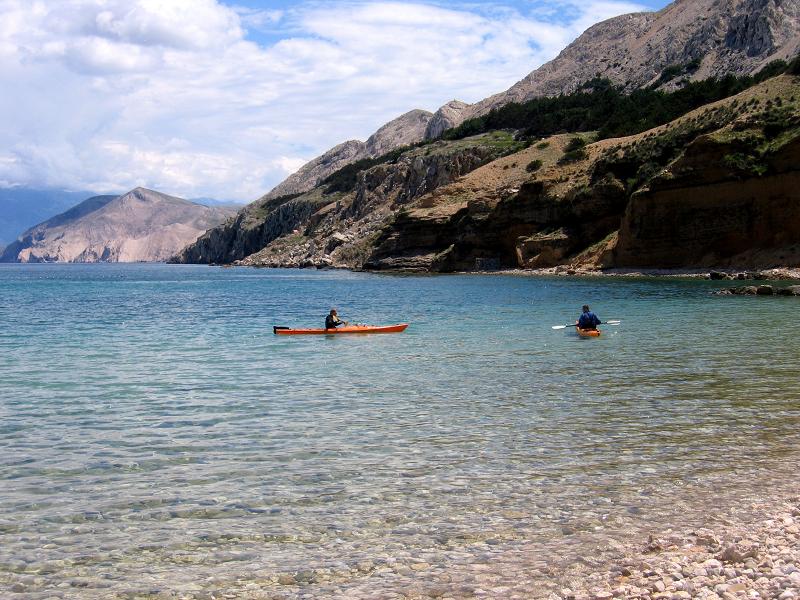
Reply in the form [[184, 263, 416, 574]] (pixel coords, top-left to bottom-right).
[[175, 0, 800, 274], [175, 65, 800, 272], [365, 74, 800, 272], [263, 0, 800, 199], [444, 0, 800, 128], [172, 131, 521, 266], [0, 187, 99, 246], [260, 109, 434, 202], [1, 188, 236, 263]]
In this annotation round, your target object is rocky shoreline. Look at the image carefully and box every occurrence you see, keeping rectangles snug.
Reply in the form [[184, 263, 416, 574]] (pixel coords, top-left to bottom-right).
[[227, 262, 800, 282], [469, 267, 800, 281], [551, 493, 800, 600]]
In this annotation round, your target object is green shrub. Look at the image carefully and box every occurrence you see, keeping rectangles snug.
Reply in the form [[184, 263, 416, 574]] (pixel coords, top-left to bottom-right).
[[789, 55, 800, 76], [564, 136, 587, 152], [526, 159, 543, 172], [723, 153, 768, 176], [657, 64, 684, 85], [536, 141, 550, 149], [558, 147, 588, 165], [440, 60, 795, 144]]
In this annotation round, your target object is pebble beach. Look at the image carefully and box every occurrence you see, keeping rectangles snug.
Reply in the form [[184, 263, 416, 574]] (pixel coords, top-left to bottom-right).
[[552, 491, 800, 600]]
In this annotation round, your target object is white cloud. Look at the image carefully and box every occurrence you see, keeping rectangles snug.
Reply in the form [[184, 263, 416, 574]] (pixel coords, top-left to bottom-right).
[[0, 0, 649, 201], [274, 156, 310, 175]]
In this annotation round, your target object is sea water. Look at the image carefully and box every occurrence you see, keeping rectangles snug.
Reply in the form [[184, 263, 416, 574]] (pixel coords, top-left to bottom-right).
[[1, 264, 798, 598]]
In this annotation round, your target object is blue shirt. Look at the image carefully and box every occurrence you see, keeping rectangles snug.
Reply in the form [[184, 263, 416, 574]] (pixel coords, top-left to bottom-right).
[[578, 311, 601, 329]]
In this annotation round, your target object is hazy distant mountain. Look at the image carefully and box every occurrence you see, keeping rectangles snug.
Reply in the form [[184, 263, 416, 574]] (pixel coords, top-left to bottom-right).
[[0, 187, 98, 246], [1, 187, 236, 263]]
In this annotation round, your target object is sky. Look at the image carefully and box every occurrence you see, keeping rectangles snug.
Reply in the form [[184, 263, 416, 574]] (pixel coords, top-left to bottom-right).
[[0, 0, 670, 202]]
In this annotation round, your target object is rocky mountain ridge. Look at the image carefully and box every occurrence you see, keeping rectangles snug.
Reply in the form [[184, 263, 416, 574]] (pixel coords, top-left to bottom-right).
[[173, 131, 524, 267], [1, 188, 236, 263], [176, 72, 800, 273], [450, 0, 800, 125], [260, 110, 434, 202], [261, 0, 800, 204]]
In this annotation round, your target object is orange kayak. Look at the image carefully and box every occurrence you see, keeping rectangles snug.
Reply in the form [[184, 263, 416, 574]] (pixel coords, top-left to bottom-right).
[[274, 324, 408, 335], [576, 326, 601, 337]]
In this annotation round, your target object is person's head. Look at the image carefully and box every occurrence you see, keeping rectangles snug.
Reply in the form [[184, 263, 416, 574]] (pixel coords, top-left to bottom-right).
[[582, 305, 590, 313], [330, 308, 337, 316]]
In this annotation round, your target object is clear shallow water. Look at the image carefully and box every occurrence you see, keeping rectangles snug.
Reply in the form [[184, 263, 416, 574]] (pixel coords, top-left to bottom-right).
[[0, 264, 799, 599]]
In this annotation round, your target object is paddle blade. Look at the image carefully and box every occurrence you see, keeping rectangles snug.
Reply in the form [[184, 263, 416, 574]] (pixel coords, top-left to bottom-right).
[[605, 320, 621, 325], [551, 325, 570, 330]]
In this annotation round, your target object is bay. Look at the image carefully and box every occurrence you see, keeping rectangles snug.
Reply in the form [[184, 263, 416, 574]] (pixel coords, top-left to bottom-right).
[[0, 264, 798, 598]]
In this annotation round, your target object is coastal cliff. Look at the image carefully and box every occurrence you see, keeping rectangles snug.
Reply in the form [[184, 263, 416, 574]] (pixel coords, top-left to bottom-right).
[[173, 0, 800, 275], [366, 75, 800, 272], [174, 132, 523, 267], [175, 73, 800, 273]]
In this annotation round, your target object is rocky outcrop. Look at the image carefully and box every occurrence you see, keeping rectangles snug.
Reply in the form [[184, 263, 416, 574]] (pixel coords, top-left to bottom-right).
[[715, 284, 800, 294], [364, 109, 433, 157], [260, 111, 434, 203], [0, 188, 235, 263], [262, 141, 366, 201], [613, 131, 800, 268], [366, 169, 628, 272], [240, 136, 517, 269], [450, 0, 800, 126], [424, 101, 470, 140]]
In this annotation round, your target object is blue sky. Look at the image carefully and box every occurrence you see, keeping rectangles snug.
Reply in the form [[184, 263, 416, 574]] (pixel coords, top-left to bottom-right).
[[228, 0, 671, 44], [0, 0, 672, 201]]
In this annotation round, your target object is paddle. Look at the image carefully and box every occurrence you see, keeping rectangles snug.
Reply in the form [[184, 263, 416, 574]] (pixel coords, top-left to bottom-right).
[[551, 320, 621, 330]]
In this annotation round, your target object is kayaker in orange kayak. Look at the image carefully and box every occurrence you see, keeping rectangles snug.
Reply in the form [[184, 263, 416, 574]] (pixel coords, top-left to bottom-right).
[[577, 304, 602, 330], [325, 309, 348, 330]]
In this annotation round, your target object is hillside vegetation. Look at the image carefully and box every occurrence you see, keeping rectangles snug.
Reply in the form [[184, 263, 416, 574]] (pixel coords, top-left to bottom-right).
[[366, 74, 800, 272], [443, 58, 800, 142], [175, 68, 800, 273]]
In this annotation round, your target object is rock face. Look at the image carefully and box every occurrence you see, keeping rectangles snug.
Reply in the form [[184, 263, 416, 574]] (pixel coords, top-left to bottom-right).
[[367, 75, 800, 272], [366, 146, 629, 272], [365, 109, 433, 157], [174, 132, 524, 268], [1, 188, 235, 263], [424, 101, 470, 140], [452, 0, 800, 126], [260, 110, 434, 203], [260, 0, 800, 204], [172, 189, 331, 265], [614, 134, 800, 268]]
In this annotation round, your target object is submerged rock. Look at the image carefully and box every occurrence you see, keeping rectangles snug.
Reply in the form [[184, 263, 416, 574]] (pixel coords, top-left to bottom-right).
[[716, 285, 800, 296]]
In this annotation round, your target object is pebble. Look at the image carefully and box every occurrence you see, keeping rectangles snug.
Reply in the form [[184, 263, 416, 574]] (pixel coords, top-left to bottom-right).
[[552, 497, 800, 600]]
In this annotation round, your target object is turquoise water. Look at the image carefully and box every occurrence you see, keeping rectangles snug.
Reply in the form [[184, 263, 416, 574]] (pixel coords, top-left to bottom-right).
[[1, 264, 799, 598]]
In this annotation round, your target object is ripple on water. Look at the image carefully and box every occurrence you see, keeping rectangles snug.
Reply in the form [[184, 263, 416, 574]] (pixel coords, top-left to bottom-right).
[[0, 264, 799, 598]]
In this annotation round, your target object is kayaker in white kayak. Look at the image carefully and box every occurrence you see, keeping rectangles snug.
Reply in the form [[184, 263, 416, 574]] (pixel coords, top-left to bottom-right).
[[577, 305, 601, 330], [325, 309, 348, 330]]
